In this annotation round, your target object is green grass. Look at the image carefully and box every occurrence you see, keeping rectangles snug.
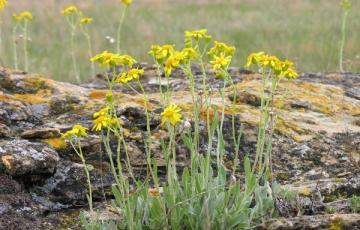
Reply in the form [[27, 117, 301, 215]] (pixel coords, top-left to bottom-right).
[[0, 0, 359, 82]]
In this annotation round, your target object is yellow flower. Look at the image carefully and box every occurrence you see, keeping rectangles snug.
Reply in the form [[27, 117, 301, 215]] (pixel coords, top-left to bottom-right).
[[92, 116, 110, 131], [341, 0, 351, 10], [281, 68, 299, 79], [120, 0, 133, 6], [93, 106, 110, 118], [281, 59, 294, 71], [181, 47, 198, 61], [245, 51, 265, 68], [208, 41, 236, 57], [81, 17, 93, 24], [90, 51, 122, 67], [119, 54, 137, 67], [62, 124, 88, 140], [185, 29, 211, 40], [61, 6, 79, 15], [116, 68, 144, 84], [161, 104, 182, 126], [13, 11, 33, 22], [0, 0, 7, 11], [148, 44, 175, 63], [164, 51, 185, 76], [92, 107, 120, 131], [210, 53, 232, 71]]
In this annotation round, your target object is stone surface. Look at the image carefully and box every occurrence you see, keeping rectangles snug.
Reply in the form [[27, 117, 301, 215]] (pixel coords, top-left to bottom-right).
[[0, 66, 359, 228], [0, 139, 59, 176], [251, 214, 360, 230]]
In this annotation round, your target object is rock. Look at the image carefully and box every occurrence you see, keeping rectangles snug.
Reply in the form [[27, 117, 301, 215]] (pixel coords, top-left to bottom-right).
[[0, 124, 10, 137], [20, 128, 61, 139], [0, 140, 59, 176], [251, 214, 360, 230], [0, 66, 359, 227], [229, 91, 261, 107], [36, 160, 114, 205]]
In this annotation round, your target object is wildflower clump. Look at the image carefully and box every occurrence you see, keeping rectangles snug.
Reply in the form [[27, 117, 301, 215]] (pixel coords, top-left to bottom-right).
[[12, 11, 33, 71], [61, 5, 83, 82], [161, 103, 182, 126], [61, 124, 92, 212]]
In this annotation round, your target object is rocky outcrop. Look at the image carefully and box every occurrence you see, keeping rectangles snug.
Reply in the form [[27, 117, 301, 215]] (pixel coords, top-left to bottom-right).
[[0, 66, 359, 229]]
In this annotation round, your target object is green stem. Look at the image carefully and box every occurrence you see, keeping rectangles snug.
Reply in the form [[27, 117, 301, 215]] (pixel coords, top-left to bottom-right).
[[117, 6, 127, 54], [81, 26, 95, 77], [23, 20, 29, 72], [12, 25, 19, 70], [339, 10, 349, 72], [70, 140, 93, 212], [71, 28, 80, 83]]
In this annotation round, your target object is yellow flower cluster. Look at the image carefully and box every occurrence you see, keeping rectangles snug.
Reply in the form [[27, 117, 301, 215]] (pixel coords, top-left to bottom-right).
[[116, 68, 144, 84], [0, 0, 7, 11], [208, 41, 235, 75], [341, 0, 351, 10], [245, 52, 298, 79], [91, 51, 136, 68], [148, 44, 175, 63], [92, 106, 119, 131], [164, 48, 198, 76], [208, 41, 236, 58], [61, 6, 79, 15], [80, 17, 93, 25], [120, 0, 133, 6], [62, 124, 88, 140], [13, 11, 33, 22], [161, 104, 182, 126], [210, 53, 232, 72], [149, 44, 198, 76], [185, 29, 211, 41]]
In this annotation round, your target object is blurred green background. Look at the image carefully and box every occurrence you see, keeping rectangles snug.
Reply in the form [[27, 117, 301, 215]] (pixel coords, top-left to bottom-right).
[[0, 0, 359, 82]]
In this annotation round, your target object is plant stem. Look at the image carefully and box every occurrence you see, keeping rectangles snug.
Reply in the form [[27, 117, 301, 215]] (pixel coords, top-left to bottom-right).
[[339, 10, 349, 72], [117, 6, 127, 54], [23, 20, 29, 72], [12, 25, 18, 70], [71, 28, 80, 83], [81, 26, 95, 77], [70, 140, 93, 212]]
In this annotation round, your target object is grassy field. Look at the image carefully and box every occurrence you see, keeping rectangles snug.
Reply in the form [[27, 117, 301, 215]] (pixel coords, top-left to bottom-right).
[[0, 0, 359, 82]]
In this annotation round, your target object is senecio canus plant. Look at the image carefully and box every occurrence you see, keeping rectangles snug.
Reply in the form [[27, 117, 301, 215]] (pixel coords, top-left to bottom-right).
[[12, 11, 32, 72], [63, 28, 299, 229], [61, 6, 82, 83]]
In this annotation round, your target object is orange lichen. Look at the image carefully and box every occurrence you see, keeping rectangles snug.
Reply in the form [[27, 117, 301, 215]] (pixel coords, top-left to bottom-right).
[[1, 155, 14, 170], [89, 90, 108, 100], [13, 93, 48, 104], [42, 138, 67, 149]]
